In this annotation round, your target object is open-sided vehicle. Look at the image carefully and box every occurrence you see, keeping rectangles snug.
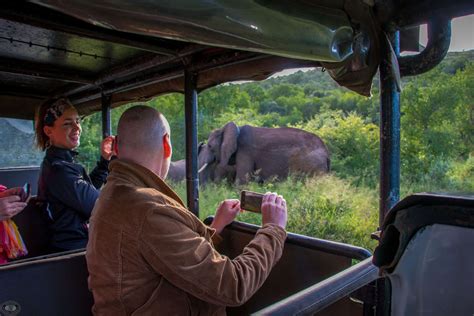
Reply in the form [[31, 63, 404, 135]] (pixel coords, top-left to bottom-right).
[[0, 1, 473, 315]]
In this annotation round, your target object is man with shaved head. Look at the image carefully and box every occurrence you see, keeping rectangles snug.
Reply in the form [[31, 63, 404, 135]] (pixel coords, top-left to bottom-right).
[[86, 105, 287, 315]]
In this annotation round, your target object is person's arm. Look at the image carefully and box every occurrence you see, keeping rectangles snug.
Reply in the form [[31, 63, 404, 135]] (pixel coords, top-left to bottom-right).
[[89, 157, 109, 189], [140, 206, 287, 306], [48, 164, 99, 219]]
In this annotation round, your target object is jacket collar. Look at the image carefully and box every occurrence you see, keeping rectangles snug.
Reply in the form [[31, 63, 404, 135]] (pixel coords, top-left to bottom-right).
[[109, 159, 185, 207], [45, 146, 79, 163]]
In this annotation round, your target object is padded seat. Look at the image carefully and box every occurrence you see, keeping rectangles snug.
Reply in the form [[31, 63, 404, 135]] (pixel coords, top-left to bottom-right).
[[0, 250, 93, 316], [11, 197, 51, 259], [0, 166, 40, 195], [373, 193, 474, 316]]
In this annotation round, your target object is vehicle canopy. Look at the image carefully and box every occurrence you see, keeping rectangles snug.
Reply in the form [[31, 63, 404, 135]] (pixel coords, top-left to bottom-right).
[[1, 2, 473, 316], [1, 0, 471, 121]]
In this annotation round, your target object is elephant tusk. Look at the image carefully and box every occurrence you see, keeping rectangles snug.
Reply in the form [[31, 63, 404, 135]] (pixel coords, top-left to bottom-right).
[[198, 163, 208, 173]]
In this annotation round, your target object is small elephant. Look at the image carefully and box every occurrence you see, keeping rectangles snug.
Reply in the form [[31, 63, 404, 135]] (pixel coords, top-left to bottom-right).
[[167, 159, 186, 182], [166, 143, 211, 183], [200, 122, 330, 184]]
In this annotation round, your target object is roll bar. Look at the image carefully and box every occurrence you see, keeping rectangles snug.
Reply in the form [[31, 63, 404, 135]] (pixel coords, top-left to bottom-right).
[[253, 257, 379, 315], [184, 69, 200, 216], [399, 17, 451, 77]]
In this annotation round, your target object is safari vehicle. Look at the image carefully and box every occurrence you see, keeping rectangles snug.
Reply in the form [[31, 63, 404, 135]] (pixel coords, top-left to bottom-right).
[[0, 1, 473, 315]]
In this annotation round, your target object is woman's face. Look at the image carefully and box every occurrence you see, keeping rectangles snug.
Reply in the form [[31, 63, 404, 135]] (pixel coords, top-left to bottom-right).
[[43, 107, 82, 150]]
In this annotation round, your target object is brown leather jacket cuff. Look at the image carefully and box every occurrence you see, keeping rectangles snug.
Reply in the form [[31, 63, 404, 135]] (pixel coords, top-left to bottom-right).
[[259, 224, 287, 244], [210, 228, 223, 246]]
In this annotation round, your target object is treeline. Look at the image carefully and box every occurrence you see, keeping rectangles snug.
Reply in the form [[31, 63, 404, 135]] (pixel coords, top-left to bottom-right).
[[79, 51, 473, 191]]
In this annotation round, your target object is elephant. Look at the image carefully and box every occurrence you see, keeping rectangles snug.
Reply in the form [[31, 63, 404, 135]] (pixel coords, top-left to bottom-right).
[[167, 159, 186, 182], [199, 122, 330, 184], [166, 143, 212, 183], [198, 143, 236, 183]]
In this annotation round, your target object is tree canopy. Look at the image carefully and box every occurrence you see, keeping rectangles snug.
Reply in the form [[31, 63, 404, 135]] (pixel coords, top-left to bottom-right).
[[78, 50, 473, 191]]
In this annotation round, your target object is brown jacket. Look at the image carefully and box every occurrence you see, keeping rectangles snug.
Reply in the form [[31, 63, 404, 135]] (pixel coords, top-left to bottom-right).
[[86, 159, 287, 315]]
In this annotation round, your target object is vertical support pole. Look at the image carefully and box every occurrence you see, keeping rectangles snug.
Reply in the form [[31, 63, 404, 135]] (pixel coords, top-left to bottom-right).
[[377, 31, 400, 316], [184, 69, 200, 216], [101, 93, 112, 138], [379, 31, 400, 226]]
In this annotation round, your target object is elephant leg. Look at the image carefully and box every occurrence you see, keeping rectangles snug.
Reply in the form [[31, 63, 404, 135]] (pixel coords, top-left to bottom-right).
[[235, 154, 254, 185], [214, 166, 228, 182]]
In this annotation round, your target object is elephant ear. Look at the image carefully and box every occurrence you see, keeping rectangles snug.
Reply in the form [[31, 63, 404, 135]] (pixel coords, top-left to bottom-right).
[[220, 122, 239, 167]]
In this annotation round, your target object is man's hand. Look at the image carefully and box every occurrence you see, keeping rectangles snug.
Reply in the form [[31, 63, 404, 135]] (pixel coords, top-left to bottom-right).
[[0, 191, 27, 220], [100, 136, 116, 160], [261, 192, 287, 229], [210, 199, 241, 234]]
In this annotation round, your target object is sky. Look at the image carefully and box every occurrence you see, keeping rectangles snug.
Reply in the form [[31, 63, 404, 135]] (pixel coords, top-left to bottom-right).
[[274, 14, 473, 77], [420, 14, 473, 51]]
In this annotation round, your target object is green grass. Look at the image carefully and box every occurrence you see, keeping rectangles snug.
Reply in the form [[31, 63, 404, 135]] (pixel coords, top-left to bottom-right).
[[169, 167, 472, 252], [169, 174, 379, 251]]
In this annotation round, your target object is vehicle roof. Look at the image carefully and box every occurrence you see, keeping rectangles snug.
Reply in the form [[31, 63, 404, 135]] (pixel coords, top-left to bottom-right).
[[0, 1, 472, 120]]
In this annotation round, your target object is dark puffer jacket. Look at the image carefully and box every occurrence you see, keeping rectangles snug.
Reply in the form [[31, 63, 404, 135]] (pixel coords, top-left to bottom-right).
[[38, 146, 109, 251]]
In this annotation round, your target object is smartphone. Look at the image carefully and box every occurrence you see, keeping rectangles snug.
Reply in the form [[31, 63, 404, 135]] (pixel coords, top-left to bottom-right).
[[240, 190, 264, 213], [21, 183, 31, 202]]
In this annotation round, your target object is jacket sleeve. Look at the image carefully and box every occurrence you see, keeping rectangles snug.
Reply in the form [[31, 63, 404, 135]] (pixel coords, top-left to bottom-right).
[[89, 157, 110, 189], [48, 164, 100, 219], [140, 207, 287, 306]]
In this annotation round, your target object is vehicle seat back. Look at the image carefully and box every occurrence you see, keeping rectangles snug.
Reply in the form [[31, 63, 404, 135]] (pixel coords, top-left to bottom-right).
[[0, 166, 40, 195], [0, 251, 93, 316], [12, 197, 51, 259], [389, 224, 474, 315], [373, 193, 474, 316]]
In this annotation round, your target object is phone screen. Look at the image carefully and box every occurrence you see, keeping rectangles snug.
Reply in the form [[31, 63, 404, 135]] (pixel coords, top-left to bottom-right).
[[240, 190, 264, 213], [22, 183, 31, 202]]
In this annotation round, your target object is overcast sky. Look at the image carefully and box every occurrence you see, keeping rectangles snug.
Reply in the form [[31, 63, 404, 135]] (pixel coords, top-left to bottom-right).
[[420, 14, 473, 51]]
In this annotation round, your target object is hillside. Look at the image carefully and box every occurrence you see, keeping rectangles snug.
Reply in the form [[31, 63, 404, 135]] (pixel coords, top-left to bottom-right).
[[77, 50, 472, 190]]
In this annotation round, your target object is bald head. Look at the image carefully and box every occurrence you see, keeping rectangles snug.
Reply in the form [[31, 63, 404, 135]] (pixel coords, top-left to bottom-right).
[[117, 106, 172, 177]]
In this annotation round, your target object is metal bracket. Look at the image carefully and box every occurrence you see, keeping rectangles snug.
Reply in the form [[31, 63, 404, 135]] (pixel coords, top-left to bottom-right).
[[398, 17, 451, 77]]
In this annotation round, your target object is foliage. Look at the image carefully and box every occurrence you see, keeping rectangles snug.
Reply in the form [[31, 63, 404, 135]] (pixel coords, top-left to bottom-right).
[[446, 155, 474, 192], [294, 111, 380, 185], [74, 51, 473, 249]]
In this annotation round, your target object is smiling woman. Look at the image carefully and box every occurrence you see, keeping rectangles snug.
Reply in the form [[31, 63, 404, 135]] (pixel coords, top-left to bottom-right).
[[34, 98, 115, 252]]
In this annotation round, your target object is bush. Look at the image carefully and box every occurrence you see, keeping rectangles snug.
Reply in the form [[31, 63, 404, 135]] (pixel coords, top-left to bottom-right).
[[296, 111, 379, 185], [446, 155, 474, 192]]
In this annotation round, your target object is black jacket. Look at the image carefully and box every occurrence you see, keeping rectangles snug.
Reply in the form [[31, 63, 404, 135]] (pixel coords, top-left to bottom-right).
[[38, 146, 109, 251]]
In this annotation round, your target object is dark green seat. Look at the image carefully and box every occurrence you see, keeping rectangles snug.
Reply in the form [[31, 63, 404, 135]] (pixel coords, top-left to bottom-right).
[[0, 250, 93, 316]]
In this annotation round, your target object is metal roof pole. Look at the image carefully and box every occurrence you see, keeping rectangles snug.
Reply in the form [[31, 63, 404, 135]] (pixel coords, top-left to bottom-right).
[[184, 69, 200, 216], [379, 31, 401, 225], [377, 30, 400, 316], [101, 93, 112, 138]]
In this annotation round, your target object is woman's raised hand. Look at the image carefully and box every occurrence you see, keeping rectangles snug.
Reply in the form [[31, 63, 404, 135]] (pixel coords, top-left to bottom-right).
[[100, 136, 116, 160]]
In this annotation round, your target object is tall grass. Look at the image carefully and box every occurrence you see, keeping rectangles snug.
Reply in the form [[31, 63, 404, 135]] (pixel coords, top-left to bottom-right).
[[169, 174, 379, 251]]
